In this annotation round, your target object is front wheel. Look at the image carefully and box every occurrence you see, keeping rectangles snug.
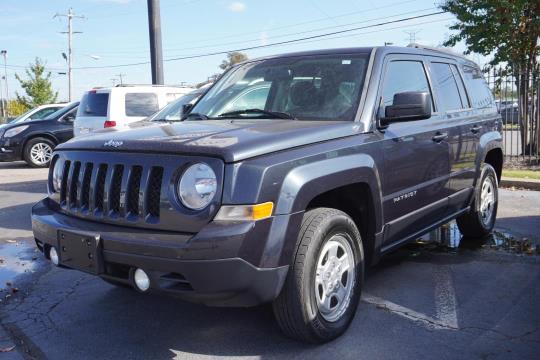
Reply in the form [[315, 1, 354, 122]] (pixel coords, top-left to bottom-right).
[[23, 137, 55, 168], [457, 164, 499, 238], [272, 208, 364, 343]]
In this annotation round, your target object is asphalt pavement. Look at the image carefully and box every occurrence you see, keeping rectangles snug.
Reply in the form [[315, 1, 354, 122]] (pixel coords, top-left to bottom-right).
[[0, 161, 539, 359]]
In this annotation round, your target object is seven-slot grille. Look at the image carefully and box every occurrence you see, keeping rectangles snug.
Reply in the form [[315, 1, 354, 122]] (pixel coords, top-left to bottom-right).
[[57, 160, 164, 221]]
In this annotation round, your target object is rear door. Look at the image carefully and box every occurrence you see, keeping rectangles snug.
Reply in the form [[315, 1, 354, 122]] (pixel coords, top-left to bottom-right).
[[379, 55, 452, 246], [427, 60, 476, 213], [74, 90, 110, 136]]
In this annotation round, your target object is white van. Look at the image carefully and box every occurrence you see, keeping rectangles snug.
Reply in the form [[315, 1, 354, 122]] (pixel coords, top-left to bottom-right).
[[74, 85, 194, 136]]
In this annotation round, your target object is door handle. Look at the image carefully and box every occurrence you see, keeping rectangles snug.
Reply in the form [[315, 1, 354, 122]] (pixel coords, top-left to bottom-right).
[[471, 125, 483, 134], [432, 132, 448, 143]]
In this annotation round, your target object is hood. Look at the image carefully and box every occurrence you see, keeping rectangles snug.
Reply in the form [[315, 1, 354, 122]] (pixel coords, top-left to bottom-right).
[[0, 118, 49, 130], [58, 119, 366, 162]]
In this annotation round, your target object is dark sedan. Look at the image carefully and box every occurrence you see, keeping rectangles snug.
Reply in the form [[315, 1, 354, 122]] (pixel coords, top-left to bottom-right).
[[0, 102, 79, 167]]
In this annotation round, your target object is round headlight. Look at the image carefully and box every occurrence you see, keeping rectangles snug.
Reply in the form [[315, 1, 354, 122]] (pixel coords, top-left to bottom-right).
[[52, 160, 63, 193], [178, 163, 217, 210]]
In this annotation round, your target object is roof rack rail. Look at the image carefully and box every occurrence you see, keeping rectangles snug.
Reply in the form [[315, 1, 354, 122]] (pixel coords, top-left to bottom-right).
[[407, 43, 470, 61], [113, 84, 194, 88]]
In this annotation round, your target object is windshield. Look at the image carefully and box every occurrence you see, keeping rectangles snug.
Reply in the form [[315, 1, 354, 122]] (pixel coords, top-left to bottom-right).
[[44, 102, 79, 120], [149, 91, 202, 122], [10, 108, 36, 123], [190, 53, 370, 121]]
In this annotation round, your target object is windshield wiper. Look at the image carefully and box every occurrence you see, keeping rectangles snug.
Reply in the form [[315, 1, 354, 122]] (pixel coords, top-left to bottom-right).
[[217, 108, 296, 119], [181, 112, 210, 120], [152, 118, 181, 122]]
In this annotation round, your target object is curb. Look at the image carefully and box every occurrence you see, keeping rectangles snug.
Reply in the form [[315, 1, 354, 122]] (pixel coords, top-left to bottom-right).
[[500, 177, 540, 191]]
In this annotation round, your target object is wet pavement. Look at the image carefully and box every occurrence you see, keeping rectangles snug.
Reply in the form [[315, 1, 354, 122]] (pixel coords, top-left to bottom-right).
[[0, 163, 539, 359]]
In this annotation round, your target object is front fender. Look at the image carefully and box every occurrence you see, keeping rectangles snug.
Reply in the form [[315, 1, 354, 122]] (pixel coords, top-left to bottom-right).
[[276, 154, 381, 215]]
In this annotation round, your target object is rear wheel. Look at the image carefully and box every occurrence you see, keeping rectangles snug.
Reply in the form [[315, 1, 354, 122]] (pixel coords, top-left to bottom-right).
[[272, 208, 363, 343], [457, 164, 498, 238], [23, 137, 55, 168]]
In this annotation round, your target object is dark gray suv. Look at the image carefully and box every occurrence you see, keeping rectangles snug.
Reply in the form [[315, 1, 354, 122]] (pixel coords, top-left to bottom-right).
[[31, 45, 502, 343]]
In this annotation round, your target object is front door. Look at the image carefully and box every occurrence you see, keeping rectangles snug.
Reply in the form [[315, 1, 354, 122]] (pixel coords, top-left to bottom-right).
[[378, 56, 452, 246]]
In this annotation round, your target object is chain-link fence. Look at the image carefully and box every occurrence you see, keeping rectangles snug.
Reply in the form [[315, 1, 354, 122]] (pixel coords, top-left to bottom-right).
[[486, 67, 540, 166]]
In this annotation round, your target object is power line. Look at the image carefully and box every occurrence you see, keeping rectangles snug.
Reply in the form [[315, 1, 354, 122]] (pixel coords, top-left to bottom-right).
[[81, 6, 438, 59], [161, 7, 438, 55], [73, 11, 447, 70], [90, 0, 422, 55]]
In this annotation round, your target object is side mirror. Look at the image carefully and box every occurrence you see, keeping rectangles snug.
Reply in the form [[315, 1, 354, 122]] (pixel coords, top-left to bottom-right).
[[182, 103, 193, 115], [62, 113, 75, 123], [380, 91, 431, 126]]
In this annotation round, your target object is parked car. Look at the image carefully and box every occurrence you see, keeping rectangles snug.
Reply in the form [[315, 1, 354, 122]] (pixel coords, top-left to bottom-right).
[[0, 102, 79, 167], [7, 103, 66, 124], [146, 86, 210, 122], [74, 85, 194, 136], [32, 46, 502, 343]]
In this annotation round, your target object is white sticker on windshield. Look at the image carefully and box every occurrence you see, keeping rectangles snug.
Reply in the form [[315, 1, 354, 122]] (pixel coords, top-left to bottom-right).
[[342, 59, 351, 65]]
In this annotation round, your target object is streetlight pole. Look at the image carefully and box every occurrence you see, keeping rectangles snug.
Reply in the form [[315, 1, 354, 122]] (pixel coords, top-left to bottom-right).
[[1, 50, 8, 117]]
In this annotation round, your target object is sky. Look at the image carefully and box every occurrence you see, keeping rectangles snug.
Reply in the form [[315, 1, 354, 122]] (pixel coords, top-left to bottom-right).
[[0, 0, 484, 102]]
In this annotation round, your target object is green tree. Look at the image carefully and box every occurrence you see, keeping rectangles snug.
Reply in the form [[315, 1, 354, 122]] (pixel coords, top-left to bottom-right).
[[15, 58, 58, 108], [441, 0, 540, 154], [219, 52, 248, 70]]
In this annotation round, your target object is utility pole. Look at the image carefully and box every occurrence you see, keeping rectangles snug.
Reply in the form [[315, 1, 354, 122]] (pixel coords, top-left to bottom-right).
[[147, 0, 164, 84], [1, 50, 8, 117], [0, 74, 4, 119], [404, 30, 421, 45], [54, 9, 84, 102], [116, 73, 126, 85]]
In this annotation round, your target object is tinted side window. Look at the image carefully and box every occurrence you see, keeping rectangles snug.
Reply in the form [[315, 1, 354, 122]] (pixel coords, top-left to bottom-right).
[[450, 64, 470, 108], [125, 93, 159, 117], [461, 65, 494, 108], [30, 108, 59, 120], [430, 62, 464, 111], [77, 92, 109, 117], [382, 60, 432, 109]]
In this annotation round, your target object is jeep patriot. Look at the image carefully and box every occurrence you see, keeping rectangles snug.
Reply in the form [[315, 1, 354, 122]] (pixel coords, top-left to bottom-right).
[[31, 45, 502, 343]]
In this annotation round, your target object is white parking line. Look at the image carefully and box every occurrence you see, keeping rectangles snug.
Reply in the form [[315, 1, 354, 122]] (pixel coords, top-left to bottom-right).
[[433, 265, 459, 329], [362, 265, 459, 330]]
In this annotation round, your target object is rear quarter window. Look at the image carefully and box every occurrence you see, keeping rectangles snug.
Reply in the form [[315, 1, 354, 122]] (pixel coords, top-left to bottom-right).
[[77, 92, 109, 117], [125, 93, 159, 116], [461, 65, 494, 109]]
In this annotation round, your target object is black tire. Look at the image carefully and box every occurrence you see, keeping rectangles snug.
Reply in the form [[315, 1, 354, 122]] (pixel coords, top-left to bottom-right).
[[272, 208, 364, 343], [457, 164, 499, 238], [23, 137, 55, 168]]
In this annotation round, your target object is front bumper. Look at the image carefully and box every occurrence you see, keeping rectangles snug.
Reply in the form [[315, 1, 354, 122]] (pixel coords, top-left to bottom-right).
[[0, 142, 20, 162], [32, 198, 291, 307]]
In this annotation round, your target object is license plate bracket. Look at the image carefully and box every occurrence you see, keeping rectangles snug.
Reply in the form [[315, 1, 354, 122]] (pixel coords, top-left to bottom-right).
[[58, 230, 103, 275]]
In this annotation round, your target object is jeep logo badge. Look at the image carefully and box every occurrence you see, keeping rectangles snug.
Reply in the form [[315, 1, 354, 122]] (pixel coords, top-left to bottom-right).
[[104, 140, 123, 148]]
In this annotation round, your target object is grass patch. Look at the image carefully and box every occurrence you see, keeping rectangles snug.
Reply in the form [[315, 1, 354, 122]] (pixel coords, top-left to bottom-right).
[[502, 169, 540, 180]]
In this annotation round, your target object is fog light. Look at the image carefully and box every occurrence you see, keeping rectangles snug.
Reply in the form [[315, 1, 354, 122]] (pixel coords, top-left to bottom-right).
[[134, 268, 150, 291], [49, 246, 59, 266]]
